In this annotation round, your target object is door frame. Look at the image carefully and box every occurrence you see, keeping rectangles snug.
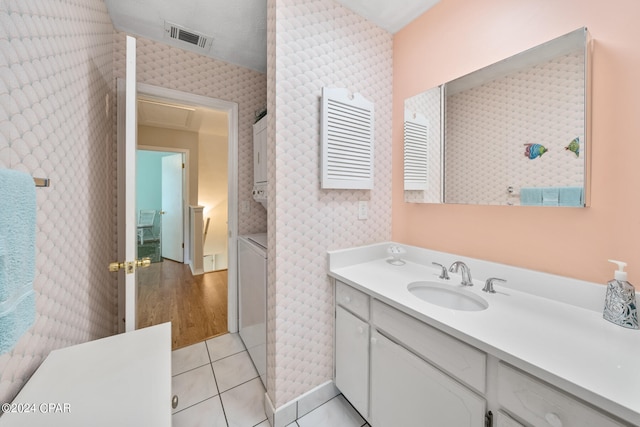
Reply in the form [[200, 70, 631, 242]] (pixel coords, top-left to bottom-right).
[[137, 147, 189, 264], [117, 81, 240, 334]]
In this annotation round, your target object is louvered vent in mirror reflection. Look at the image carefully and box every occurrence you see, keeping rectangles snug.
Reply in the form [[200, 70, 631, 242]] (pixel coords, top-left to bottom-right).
[[321, 87, 374, 190], [404, 110, 429, 191]]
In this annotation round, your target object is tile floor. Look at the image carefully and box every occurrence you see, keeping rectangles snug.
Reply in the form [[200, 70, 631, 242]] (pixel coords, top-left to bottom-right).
[[172, 333, 369, 427]]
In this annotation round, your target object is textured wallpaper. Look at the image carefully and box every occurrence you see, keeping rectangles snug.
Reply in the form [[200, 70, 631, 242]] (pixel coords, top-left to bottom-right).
[[0, 0, 116, 403], [267, 0, 393, 407], [112, 32, 268, 235], [445, 52, 585, 205]]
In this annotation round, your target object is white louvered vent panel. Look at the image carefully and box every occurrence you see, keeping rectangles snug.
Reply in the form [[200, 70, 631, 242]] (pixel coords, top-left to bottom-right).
[[321, 87, 374, 189], [404, 110, 429, 190]]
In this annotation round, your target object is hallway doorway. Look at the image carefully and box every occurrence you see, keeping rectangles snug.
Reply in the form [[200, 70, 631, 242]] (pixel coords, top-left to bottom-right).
[[117, 81, 240, 339], [136, 149, 186, 264]]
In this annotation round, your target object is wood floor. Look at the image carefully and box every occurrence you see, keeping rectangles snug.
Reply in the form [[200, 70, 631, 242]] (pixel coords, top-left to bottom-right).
[[137, 259, 228, 350]]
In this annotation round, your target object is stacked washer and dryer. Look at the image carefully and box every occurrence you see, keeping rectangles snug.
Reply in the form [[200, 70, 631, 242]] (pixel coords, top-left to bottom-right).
[[237, 233, 267, 387], [238, 115, 268, 386]]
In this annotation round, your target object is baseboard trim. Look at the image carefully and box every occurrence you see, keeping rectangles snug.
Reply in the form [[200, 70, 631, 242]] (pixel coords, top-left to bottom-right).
[[263, 381, 340, 427]]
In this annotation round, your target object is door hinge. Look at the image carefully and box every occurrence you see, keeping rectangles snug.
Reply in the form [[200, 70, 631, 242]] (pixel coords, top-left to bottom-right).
[[182, 243, 184, 248], [182, 163, 185, 169], [485, 411, 493, 427]]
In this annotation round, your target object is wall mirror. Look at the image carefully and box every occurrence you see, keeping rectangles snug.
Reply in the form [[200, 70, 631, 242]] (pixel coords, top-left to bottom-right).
[[404, 27, 592, 207]]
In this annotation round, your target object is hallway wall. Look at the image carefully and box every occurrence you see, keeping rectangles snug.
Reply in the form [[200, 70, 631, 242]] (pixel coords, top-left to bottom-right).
[[0, 0, 116, 403]]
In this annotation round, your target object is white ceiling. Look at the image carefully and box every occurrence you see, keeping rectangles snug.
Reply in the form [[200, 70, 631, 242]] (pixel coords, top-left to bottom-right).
[[334, 0, 440, 34], [138, 96, 228, 136], [105, 0, 268, 73], [105, 0, 440, 74]]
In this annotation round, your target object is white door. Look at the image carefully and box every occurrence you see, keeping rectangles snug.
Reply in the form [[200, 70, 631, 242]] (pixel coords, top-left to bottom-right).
[[115, 36, 139, 333], [161, 153, 184, 262], [335, 306, 370, 418]]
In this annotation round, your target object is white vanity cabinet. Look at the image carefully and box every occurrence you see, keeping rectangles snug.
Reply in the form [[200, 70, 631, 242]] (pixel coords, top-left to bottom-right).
[[334, 280, 486, 426], [333, 279, 630, 427], [370, 330, 485, 427], [329, 243, 639, 426]]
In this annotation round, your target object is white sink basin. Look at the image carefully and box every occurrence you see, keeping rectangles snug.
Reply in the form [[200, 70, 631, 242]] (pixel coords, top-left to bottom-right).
[[408, 281, 488, 311]]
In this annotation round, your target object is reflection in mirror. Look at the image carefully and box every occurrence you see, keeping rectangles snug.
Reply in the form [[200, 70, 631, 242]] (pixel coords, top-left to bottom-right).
[[404, 86, 442, 203], [404, 27, 591, 207]]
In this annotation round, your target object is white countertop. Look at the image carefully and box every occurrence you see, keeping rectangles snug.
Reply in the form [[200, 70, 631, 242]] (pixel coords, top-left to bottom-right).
[[328, 243, 640, 426], [0, 323, 172, 427]]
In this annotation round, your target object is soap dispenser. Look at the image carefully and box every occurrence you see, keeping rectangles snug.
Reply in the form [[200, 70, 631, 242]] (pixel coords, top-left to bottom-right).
[[603, 260, 638, 329]]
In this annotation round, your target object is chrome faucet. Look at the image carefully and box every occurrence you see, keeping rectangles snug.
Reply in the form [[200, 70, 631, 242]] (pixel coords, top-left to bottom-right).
[[482, 277, 506, 293], [432, 262, 450, 280], [449, 261, 473, 286]]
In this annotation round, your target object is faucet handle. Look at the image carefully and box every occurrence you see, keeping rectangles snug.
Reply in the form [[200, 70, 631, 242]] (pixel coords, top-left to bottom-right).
[[482, 277, 506, 293], [432, 262, 450, 280]]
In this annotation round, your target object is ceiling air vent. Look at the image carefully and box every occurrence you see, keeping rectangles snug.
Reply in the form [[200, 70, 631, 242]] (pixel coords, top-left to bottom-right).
[[164, 21, 212, 51]]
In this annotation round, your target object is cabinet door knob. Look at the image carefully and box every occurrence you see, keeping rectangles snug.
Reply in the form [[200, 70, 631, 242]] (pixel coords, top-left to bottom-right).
[[343, 296, 351, 304], [370, 337, 378, 345], [545, 412, 562, 427], [357, 326, 364, 334]]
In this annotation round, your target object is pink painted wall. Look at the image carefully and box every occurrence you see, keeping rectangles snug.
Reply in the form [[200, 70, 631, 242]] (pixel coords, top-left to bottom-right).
[[392, 0, 640, 286]]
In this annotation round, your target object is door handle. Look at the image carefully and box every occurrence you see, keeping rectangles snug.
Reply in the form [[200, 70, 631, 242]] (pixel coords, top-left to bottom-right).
[[109, 257, 151, 273]]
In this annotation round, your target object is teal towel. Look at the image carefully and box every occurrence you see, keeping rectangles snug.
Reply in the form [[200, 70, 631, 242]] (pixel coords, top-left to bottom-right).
[[520, 188, 542, 206], [542, 187, 559, 206], [0, 169, 36, 354], [559, 186, 583, 207]]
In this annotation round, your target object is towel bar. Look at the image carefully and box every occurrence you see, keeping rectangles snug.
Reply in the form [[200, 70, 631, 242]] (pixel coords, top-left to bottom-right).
[[33, 177, 50, 187]]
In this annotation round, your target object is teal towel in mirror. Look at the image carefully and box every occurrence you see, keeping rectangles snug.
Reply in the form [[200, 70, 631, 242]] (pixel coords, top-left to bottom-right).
[[0, 169, 36, 354], [542, 187, 559, 206], [559, 187, 583, 207], [520, 188, 542, 206]]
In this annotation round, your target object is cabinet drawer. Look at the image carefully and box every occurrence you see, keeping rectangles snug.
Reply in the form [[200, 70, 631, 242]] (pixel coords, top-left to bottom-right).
[[495, 410, 525, 427], [498, 363, 625, 427], [335, 281, 369, 320], [372, 299, 486, 393]]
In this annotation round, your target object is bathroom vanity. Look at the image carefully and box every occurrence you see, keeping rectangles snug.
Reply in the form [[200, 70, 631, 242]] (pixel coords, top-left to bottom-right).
[[329, 243, 639, 427]]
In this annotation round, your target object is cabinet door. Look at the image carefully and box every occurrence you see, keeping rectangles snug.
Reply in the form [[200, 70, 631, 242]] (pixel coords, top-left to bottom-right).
[[370, 331, 485, 427], [335, 306, 369, 417], [253, 118, 267, 184]]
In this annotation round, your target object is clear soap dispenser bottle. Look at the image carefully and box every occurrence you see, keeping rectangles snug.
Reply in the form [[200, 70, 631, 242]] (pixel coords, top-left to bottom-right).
[[603, 260, 638, 329]]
